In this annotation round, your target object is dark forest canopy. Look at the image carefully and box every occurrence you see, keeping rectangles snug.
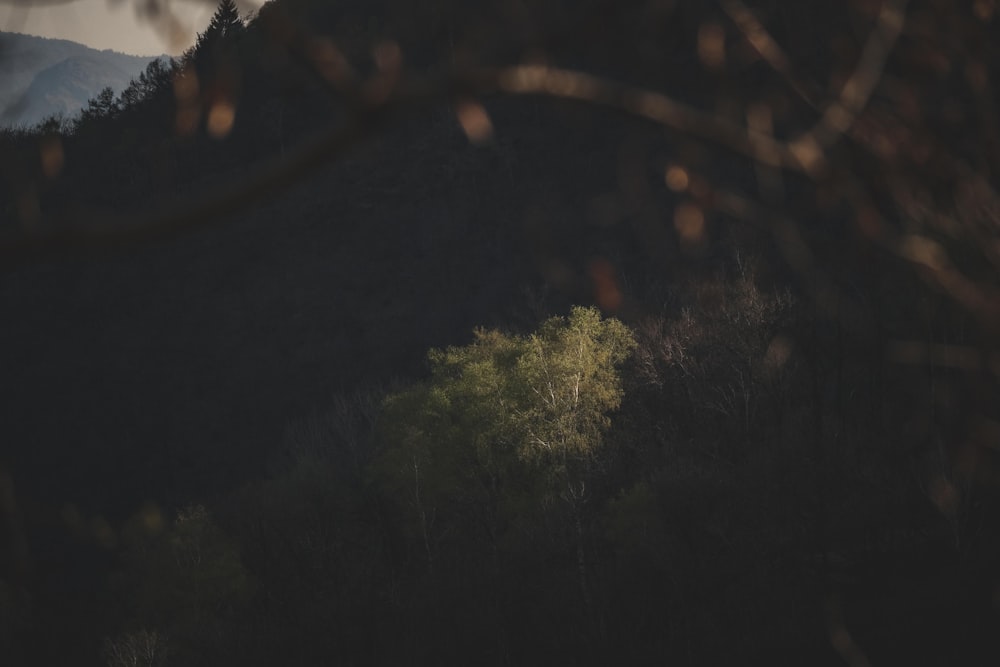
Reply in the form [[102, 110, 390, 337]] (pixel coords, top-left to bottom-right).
[[1, 0, 999, 665]]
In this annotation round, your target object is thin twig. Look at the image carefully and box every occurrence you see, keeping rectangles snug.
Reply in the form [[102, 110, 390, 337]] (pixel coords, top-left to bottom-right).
[[720, 0, 825, 110]]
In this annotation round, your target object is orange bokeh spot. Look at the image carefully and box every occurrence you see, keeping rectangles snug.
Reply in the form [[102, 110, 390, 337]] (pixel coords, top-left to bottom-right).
[[665, 165, 689, 192], [40, 137, 64, 178], [697, 23, 726, 70], [208, 101, 237, 139], [455, 100, 494, 144], [588, 258, 623, 312], [674, 203, 706, 245]]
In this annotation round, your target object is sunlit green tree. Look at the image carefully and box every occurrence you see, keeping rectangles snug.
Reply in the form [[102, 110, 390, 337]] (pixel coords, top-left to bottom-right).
[[374, 306, 635, 633]]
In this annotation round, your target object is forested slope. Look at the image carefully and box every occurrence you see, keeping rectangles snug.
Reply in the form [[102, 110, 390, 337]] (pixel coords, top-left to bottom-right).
[[0, 1, 998, 665]]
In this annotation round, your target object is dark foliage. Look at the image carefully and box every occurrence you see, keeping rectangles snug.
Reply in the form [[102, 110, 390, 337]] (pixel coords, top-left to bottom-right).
[[1, 1, 998, 665]]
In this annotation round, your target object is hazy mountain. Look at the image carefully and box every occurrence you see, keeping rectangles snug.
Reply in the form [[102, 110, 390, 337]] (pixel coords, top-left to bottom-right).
[[0, 31, 161, 127]]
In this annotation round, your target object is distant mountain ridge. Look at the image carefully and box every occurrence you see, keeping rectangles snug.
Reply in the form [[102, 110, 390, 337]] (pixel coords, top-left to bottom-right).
[[0, 31, 163, 127]]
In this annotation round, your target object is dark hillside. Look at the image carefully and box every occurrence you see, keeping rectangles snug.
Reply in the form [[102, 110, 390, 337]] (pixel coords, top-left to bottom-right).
[[1, 1, 999, 665], [0, 97, 679, 510]]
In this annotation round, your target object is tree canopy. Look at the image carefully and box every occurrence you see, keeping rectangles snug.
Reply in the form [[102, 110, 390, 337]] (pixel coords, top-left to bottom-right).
[[202, 0, 245, 47], [379, 306, 634, 475], [374, 307, 635, 558]]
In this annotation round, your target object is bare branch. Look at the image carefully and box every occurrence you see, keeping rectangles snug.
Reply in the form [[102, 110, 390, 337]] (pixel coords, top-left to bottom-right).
[[790, 0, 911, 174], [0, 1, 914, 267], [720, 0, 825, 110]]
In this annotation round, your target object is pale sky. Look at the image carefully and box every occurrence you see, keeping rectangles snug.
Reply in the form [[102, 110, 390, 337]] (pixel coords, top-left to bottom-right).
[[1, 0, 263, 56]]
